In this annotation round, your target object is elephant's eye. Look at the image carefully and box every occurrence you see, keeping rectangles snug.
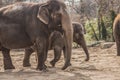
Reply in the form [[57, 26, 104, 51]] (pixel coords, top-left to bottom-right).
[[52, 13, 61, 19], [56, 13, 61, 17]]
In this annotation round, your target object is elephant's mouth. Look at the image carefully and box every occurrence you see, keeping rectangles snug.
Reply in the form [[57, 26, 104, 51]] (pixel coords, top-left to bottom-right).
[[58, 24, 61, 27], [57, 24, 64, 34], [48, 23, 63, 34]]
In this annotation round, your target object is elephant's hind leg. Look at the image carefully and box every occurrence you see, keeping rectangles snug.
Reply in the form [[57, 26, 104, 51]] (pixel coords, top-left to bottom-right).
[[1, 47, 15, 70], [23, 48, 34, 67], [50, 46, 62, 67], [78, 36, 89, 61]]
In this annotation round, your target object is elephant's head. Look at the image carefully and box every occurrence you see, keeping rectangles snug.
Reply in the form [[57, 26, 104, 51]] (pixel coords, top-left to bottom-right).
[[37, 0, 73, 70], [72, 22, 85, 40], [37, 0, 69, 30]]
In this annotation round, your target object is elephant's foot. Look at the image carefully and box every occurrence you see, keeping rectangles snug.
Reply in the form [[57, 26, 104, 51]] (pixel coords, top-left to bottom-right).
[[50, 60, 56, 67], [116, 47, 120, 56], [4, 65, 15, 70], [62, 63, 71, 70], [117, 53, 120, 56], [4, 58, 15, 70], [23, 59, 31, 67], [36, 64, 48, 71], [85, 57, 89, 61], [23, 62, 31, 67]]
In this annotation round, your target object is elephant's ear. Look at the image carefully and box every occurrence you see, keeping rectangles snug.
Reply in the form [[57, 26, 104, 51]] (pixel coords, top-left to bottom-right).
[[37, 6, 49, 24]]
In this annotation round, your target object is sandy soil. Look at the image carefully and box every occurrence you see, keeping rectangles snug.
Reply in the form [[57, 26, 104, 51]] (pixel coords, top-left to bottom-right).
[[0, 43, 120, 80]]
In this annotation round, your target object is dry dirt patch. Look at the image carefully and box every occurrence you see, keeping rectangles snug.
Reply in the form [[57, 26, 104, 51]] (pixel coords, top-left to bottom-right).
[[0, 44, 120, 80]]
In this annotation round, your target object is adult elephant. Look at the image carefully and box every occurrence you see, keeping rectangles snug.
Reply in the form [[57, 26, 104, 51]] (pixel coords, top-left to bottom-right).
[[0, 0, 73, 70], [113, 14, 120, 56], [23, 22, 89, 68]]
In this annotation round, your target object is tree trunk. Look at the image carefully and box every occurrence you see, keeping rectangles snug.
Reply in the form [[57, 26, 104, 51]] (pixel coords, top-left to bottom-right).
[[101, 17, 107, 40], [97, 7, 101, 40], [110, 10, 116, 41], [89, 23, 99, 41]]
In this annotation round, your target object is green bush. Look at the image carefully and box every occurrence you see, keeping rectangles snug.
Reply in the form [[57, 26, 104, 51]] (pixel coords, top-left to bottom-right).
[[84, 16, 113, 44], [84, 18, 98, 44]]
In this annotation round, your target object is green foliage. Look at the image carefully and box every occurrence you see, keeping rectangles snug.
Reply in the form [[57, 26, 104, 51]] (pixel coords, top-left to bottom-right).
[[102, 16, 113, 41], [84, 16, 113, 43], [110, 10, 116, 22], [84, 18, 98, 42]]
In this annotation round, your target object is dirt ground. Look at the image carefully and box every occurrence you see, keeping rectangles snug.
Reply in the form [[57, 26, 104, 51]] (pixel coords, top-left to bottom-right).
[[0, 43, 120, 80]]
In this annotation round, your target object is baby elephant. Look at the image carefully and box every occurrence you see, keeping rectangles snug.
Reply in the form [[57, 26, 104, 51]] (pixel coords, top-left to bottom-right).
[[23, 31, 65, 67], [23, 22, 89, 67]]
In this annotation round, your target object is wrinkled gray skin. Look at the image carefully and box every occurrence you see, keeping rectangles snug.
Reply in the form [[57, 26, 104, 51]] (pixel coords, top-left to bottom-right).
[[0, 0, 73, 70], [23, 22, 89, 67]]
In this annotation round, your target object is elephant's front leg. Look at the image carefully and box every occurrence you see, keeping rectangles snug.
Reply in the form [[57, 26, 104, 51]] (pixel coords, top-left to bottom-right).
[[1, 47, 15, 70], [116, 41, 120, 56], [23, 48, 34, 67], [62, 46, 72, 70], [36, 38, 48, 71], [113, 28, 120, 56], [50, 46, 62, 67]]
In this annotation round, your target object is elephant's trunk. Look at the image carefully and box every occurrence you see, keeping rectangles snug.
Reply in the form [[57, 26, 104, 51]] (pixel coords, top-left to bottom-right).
[[61, 9, 73, 70]]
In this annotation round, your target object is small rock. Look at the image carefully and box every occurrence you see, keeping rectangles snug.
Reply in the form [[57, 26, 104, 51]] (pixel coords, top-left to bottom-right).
[[57, 71, 75, 77], [100, 42, 115, 49]]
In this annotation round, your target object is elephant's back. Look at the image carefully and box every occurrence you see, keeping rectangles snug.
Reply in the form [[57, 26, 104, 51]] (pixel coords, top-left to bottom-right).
[[0, 2, 39, 13], [72, 22, 84, 34], [0, 2, 39, 23]]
